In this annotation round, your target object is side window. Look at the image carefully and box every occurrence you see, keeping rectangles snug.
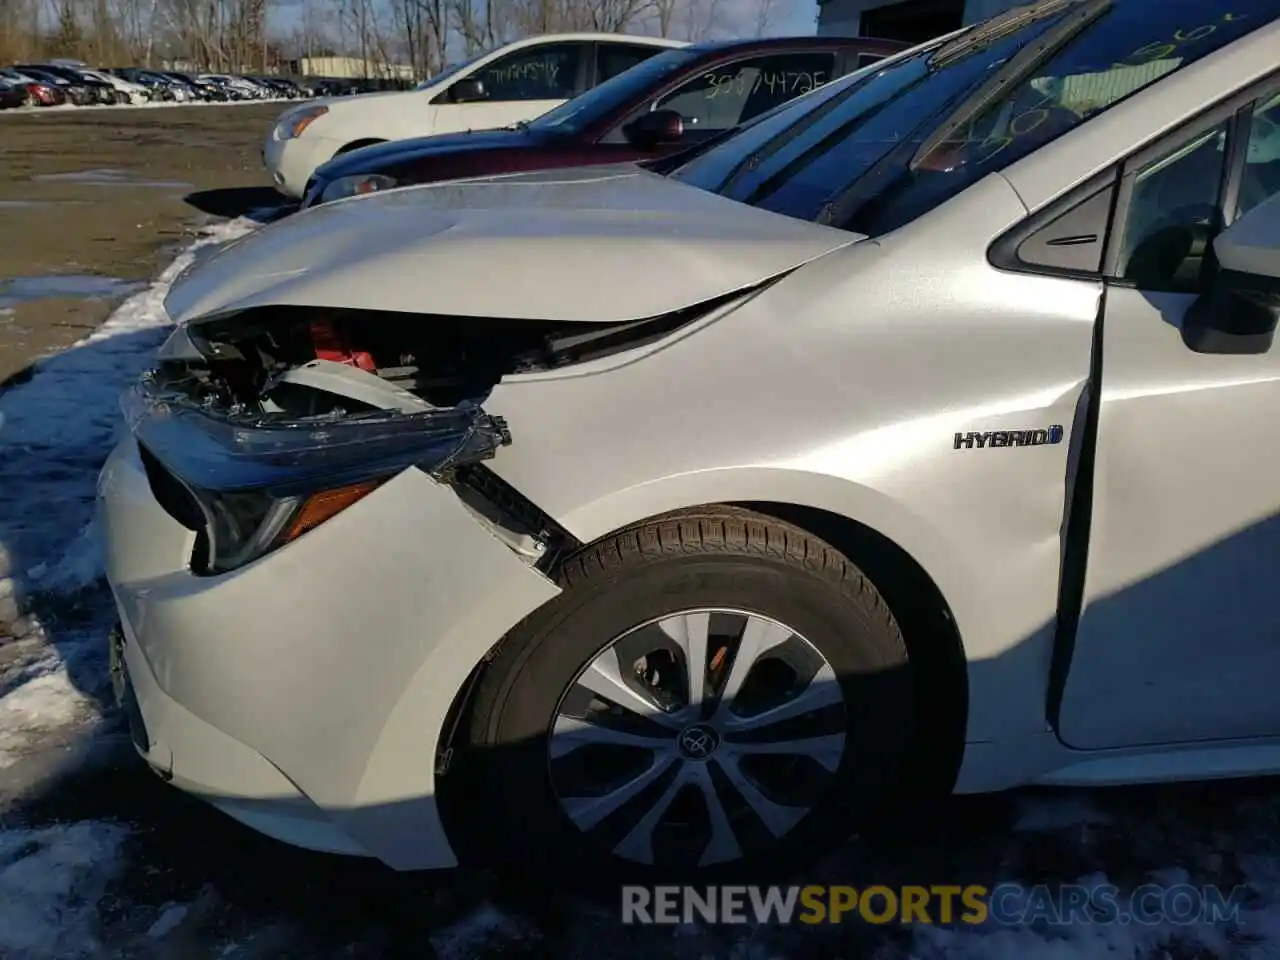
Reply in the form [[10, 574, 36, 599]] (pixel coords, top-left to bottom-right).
[[653, 53, 836, 135], [1118, 122, 1230, 292], [474, 43, 582, 101], [855, 53, 885, 69], [993, 176, 1117, 277], [598, 44, 662, 84], [1236, 91, 1280, 221]]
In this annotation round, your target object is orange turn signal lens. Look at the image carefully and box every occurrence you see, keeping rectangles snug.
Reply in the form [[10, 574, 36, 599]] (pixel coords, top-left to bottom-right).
[[279, 478, 386, 545], [287, 105, 328, 138]]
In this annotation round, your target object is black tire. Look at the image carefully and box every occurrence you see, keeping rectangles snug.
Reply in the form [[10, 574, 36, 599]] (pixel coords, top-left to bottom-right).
[[457, 506, 916, 886]]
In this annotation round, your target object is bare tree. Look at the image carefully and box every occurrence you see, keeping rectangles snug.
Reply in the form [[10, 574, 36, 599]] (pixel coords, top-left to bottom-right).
[[681, 0, 722, 41], [449, 0, 489, 55], [0, 0, 39, 60], [0, 0, 801, 78], [649, 0, 677, 36], [752, 0, 774, 37], [584, 0, 653, 31]]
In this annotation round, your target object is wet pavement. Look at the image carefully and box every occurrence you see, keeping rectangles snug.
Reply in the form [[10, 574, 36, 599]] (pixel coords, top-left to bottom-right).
[[31, 169, 195, 190], [0, 103, 285, 385], [0, 275, 143, 310]]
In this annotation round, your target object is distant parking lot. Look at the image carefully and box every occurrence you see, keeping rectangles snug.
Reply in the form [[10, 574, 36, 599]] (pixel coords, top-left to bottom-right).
[[0, 103, 284, 385]]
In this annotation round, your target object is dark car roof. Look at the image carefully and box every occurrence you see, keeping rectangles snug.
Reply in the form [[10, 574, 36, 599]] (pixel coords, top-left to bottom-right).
[[685, 35, 909, 57]]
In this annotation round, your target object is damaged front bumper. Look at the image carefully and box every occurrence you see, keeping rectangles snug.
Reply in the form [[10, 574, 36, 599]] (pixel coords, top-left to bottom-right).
[[97, 349, 561, 869]]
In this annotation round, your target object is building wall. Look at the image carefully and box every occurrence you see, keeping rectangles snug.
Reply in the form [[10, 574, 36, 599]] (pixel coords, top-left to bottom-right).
[[296, 56, 415, 80], [817, 0, 1019, 37]]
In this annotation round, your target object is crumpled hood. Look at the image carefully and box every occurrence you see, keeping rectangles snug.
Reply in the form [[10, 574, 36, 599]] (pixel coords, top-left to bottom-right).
[[166, 165, 860, 326]]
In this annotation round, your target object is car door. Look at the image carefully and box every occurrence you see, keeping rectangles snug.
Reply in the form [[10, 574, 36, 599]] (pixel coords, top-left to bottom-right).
[[595, 49, 841, 165], [1058, 80, 1280, 749], [438, 41, 589, 133]]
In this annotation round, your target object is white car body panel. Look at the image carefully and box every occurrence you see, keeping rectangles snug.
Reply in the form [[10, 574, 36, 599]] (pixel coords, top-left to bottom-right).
[[99, 436, 558, 865], [262, 33, 686, 197], [163, 165, 858, 326], [484, 173, 1087, 760]]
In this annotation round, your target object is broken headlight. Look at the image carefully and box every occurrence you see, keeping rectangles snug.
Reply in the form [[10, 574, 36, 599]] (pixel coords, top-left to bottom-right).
[[201, 488, 302, 572], [123, 378, 509, 574]]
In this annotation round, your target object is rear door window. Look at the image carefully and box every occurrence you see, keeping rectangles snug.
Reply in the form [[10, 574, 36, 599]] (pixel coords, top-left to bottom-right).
[[476, 43, 584, 101]]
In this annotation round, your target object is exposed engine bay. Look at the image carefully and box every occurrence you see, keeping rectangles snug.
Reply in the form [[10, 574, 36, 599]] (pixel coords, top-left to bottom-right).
[[150, 296, 737, 420]]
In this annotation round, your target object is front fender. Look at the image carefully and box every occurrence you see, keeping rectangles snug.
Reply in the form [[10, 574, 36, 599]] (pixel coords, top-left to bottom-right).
[[482, 176, 1096, 749]]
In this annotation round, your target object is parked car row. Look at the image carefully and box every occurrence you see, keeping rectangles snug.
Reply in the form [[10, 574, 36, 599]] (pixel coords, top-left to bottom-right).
[[111, 0, 1280, 888], [297, 35, 907, 206], [263, 32, 906, 198], [311, 77, 417, 97], [0, 61, 313, 109]]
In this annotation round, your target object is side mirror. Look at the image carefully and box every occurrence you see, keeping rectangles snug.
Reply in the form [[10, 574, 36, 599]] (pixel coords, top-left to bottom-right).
[[1183, 193, 1280, 355], [449, 77, 487, 103], [623, 108, 685, 149]]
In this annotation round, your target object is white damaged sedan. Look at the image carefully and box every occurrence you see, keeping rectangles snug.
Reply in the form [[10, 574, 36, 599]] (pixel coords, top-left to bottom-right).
[[101, 0, 1280, 881]]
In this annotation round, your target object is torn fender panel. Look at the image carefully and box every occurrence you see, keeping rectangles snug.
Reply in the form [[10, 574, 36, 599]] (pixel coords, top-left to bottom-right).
[[164, 166, 860, 326]]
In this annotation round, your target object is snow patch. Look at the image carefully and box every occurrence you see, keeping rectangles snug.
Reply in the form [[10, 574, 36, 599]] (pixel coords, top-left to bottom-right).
[[430, 903, 541, 960], [1013, 793, 1113, 833], [146, 901, 191, 940], [0, 216, 259, 769], [0, 661, 93, 769], [1235, 854, 1280, 958], [0, 821, 129, 958]]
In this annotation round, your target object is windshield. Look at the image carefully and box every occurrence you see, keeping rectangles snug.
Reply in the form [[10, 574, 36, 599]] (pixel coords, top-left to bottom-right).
[[416, 53, 485, 91], [673, 0, 1279, 236], [529, 48, 701, 135]]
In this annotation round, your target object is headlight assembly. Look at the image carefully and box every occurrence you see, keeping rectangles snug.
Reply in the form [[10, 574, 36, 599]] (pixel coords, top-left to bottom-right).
[[122, 377, 510, 575], [275, 104, 328, 140], [318, 173, 398, 205], [199, 488, 303, 573]]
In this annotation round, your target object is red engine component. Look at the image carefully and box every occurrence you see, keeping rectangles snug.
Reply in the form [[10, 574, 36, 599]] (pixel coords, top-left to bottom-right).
[[308, 320, 377, 373]]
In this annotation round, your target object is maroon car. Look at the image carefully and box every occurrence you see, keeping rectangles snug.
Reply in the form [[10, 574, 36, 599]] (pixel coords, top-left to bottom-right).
[[0, 68, 65, 107], [301, 36, 907, 207]]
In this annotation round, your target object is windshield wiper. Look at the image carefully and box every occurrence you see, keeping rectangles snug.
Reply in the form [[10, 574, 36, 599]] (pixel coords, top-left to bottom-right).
[[820, 0, 1111, 230], [913, 0, 1111, 169], [929, 0, 1080, 67]]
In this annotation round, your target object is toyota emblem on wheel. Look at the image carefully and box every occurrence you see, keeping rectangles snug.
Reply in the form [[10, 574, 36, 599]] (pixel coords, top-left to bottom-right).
[[678, 724, 721, 761]]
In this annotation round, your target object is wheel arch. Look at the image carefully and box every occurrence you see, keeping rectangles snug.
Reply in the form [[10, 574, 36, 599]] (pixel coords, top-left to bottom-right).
[[734, 500, 968, 796], [435, 485, 972, 859]]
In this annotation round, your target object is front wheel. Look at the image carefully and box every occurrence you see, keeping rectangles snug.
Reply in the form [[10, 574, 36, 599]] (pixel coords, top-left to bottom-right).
[[459, 507, 916, 884]]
